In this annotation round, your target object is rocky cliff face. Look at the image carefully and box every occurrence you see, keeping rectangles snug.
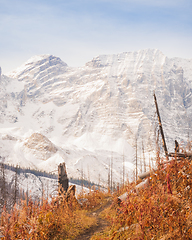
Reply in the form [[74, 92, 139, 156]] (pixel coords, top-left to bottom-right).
[[0, 49, 191, 185]]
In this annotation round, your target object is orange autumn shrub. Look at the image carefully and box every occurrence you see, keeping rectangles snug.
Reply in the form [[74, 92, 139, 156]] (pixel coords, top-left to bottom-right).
[[79, 188, 110, 210], [94, 156, 192, 239], [0, 193, 96, 240]]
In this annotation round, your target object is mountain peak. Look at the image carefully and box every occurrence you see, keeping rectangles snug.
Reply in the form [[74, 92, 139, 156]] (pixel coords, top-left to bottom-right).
[[25, 54, 67, 66], [7, 54, 68, 80], [0, 48, 192, 185], [86, 48, 166, 68]]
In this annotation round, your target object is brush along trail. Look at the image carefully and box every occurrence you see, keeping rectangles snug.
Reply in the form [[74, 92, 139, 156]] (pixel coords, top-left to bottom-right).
[[75, 197, 112, 240]]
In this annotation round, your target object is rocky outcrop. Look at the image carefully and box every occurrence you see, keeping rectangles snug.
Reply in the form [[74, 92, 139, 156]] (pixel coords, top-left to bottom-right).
[[24, 133, 57, 160]]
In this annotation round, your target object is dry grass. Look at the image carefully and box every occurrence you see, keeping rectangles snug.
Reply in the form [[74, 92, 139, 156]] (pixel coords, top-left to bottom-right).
[[92, 155, 192, 239], [0, 190, 108, 240], [2, 153, 192, 239]]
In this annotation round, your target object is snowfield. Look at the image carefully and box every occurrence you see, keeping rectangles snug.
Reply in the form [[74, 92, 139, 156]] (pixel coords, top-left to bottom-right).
[[0, 49, 192, 186]]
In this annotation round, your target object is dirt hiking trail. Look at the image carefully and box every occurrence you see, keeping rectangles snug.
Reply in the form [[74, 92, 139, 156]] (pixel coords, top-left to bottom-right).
[[75, 198, 112, 240]]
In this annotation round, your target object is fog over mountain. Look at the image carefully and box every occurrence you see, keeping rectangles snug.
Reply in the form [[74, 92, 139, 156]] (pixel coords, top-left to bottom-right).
[[0, 49, 191, 186]]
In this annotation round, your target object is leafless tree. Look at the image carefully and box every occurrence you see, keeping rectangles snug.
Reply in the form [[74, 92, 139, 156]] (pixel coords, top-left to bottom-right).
[[0, 163, 7, 209], [13, 165, 19, 206]]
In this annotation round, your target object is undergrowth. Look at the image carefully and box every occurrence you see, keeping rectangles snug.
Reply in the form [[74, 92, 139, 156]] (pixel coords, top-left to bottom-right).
[[0, 189, 109, 240], [92, 155, 192, 239], [1, 154, 192, 239]]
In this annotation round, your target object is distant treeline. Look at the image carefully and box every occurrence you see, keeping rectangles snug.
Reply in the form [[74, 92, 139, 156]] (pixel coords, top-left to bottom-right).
[[1, 162, 100, 188], [1, 160, 101, 188], [0, 161, 103, 214], [2, 163, 58, 179], [69, 177, 101, 189]]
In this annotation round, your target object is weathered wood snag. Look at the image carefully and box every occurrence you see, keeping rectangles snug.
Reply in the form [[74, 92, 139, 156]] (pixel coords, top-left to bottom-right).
[[117, 178, 149, 204], [175, 140, 179, 152], [58, 162, 68, 194], [154, 93, 168, 158], [65, 185, 76, 201]]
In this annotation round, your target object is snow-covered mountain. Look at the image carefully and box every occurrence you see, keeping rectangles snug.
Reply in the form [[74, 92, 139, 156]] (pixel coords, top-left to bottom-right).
[[0, 49, 192, 186]]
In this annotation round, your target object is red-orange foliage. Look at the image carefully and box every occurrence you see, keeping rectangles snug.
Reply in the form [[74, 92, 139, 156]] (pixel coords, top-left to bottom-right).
[[0, 192, 97, 240], [93, 156, 192, 239]]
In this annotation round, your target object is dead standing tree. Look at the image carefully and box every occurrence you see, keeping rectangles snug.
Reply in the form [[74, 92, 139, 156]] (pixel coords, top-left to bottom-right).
[[138, 93, 169, 180], [13, 165, 19, 206], [0, 163, 7, 209], [153, 93, 169, 159], [58, 162, 69, 194]]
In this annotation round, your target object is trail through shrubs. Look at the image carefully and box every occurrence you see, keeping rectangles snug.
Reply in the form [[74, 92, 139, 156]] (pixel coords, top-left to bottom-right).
[[1, 155, 192, 239]]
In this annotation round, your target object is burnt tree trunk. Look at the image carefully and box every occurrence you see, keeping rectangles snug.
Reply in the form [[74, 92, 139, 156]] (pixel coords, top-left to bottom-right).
[[58, 163, 68, 194], [154, 93, 168, 158]]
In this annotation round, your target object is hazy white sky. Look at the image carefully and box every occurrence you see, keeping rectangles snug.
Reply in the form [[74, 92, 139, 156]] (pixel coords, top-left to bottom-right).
[[0, 0, 192, 73]]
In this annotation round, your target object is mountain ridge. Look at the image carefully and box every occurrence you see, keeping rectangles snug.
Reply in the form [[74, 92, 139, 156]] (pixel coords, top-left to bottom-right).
[[0, 48, 192, 186]]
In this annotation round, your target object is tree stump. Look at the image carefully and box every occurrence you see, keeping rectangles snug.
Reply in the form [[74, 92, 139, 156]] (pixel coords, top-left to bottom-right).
[[58, 162, 68, 194]]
